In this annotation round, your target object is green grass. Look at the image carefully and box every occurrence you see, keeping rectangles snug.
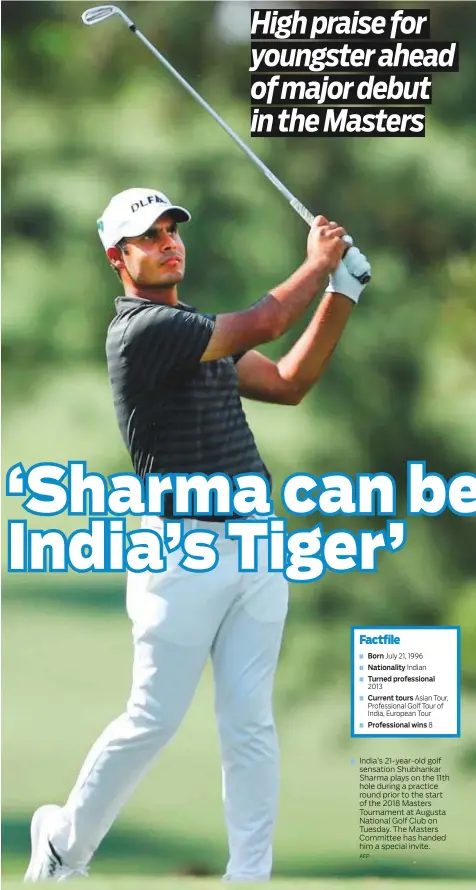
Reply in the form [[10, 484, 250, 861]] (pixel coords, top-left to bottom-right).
[[3, 880, 476, 889], [2, 876, 474, 890], [3, 592, 476, 880]]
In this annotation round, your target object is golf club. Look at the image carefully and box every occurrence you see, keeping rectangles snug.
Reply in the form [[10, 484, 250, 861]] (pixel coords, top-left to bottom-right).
[[81, 4, 370, 283]]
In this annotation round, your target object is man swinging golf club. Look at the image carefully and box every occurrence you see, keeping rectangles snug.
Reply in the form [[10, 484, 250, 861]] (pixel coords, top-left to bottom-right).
[[24, 184, 371, 883]]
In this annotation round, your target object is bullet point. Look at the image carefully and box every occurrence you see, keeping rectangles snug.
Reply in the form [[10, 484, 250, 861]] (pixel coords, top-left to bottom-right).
[[350, 759, 356, 764], [359, 723, 364, 728], [359, 654, 364, 659], [359, 696, 364, 701], [359, 666, 364, 671], [359, 677, 364, 683]]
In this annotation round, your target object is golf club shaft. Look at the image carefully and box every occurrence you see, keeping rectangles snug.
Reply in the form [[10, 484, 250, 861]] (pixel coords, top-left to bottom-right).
[[130, 23, 315, 227], [82, 6, 370, 283]]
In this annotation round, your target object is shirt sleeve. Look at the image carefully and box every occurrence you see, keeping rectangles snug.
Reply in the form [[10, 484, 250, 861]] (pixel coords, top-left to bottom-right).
[[124, 305, 216, 381]]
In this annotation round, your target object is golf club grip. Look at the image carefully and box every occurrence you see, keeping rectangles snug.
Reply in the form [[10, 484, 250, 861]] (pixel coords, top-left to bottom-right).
[[290, 199, 371, 284]]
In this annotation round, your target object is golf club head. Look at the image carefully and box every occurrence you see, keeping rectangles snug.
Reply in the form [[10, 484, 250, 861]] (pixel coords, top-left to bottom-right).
[[82, 6, 120, 26]]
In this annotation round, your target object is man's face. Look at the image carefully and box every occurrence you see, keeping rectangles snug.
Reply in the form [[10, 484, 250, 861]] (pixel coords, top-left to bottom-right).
[[109, 214, 186, 286]]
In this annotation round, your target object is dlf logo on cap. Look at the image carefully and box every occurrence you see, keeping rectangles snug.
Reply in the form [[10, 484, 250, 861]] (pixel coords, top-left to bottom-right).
[[131, 194, 167, 213], [97, 187, 191, 250]]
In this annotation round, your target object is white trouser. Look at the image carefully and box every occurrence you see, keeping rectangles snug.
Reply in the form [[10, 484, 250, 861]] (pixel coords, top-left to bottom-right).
[[50, 516, 289, 882]]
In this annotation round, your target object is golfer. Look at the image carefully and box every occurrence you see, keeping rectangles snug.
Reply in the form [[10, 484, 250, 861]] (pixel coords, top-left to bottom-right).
[[25, 188, 371, 883]]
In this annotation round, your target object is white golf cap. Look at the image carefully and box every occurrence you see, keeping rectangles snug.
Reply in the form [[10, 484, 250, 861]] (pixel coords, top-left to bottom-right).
[[97, 187, 191, 250]]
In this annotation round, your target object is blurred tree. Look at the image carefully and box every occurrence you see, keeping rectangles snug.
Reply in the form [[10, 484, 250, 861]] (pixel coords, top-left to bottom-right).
[[2, 0, 475, 693]]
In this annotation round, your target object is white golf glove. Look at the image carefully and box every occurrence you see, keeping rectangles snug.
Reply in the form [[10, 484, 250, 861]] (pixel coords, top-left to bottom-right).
[[326, 245, 371, 304]]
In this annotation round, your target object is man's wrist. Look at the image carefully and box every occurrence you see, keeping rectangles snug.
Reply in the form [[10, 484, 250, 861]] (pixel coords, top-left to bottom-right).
[[303, 256, 335, 281]]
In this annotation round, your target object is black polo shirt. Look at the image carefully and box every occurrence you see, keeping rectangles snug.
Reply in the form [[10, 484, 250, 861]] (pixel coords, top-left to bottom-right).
[[106, 296, 271, 518]]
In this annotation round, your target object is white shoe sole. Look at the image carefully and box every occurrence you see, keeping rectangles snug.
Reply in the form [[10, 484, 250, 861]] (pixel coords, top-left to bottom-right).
[[24, 804, 62, 882]]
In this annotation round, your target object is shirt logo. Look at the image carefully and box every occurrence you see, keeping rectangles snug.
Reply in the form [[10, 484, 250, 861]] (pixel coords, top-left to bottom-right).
[[131, 195, 167, 213]]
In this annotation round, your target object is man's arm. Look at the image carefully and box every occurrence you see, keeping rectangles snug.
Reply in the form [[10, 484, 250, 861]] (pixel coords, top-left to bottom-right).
[[235, 291, 354, 405], [235, 246, 372, 404], [200, 217, 347, 362]]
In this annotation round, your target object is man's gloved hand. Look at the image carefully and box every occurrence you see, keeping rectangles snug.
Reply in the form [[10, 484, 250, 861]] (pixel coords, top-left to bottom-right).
[[325, 246, 372, 304]]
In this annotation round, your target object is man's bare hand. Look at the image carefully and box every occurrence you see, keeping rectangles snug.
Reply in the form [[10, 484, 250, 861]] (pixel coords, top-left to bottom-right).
[[306, 216, 348, 273]]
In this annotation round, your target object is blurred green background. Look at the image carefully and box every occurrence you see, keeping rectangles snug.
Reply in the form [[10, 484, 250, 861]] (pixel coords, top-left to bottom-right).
[[2, 0, 476, 883]]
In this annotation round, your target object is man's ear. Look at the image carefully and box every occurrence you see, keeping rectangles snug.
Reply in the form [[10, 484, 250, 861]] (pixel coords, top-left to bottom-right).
[[107, 246, 125, 268]]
